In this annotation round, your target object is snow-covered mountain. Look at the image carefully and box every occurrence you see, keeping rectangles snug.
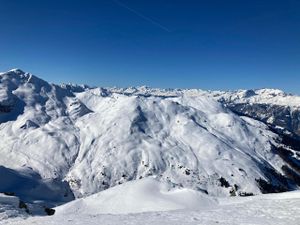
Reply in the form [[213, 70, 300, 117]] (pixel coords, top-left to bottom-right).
[[207, 89, 300, 138], [0, 69, 300, 217]]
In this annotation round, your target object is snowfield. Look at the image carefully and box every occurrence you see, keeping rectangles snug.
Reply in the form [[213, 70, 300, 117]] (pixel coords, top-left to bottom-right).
[[0, 69, 300, 224], [2, 178, 300, 225], [55, 177, 217, 215]]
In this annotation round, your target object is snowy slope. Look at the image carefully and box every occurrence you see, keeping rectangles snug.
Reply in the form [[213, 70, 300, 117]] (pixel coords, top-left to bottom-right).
[[210, 88, 300, 108], [0, 194, 28, 221], [3, 179, 300, 225], [0, 69, 300, 211], [67, 88, 284, 197], [207, 89, 300, 138], [56, 177, 217, 215]]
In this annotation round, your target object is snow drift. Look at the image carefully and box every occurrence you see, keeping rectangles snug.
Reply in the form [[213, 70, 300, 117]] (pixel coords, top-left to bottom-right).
[[56, 177, 217, 215]]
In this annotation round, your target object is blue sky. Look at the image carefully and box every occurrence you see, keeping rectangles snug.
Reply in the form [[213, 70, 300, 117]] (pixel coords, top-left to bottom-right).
[[0, 0, 299, 93]]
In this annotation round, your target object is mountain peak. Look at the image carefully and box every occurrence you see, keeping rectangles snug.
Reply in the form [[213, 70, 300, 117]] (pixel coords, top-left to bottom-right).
[[0, 68, 29, 82], [8, 68, 26, 75]]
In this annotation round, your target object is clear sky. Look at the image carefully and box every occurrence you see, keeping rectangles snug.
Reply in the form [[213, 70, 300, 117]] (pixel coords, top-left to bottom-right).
[[0, 0, 299, 93]]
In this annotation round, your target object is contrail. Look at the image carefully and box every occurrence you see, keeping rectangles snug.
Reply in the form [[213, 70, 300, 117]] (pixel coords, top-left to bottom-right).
[[111, 0, 171, 32]]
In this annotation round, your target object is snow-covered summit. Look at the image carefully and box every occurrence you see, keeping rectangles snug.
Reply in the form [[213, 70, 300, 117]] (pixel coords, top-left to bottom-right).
[[209, 88, 300, 109], [96, 85, 300, 109]]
